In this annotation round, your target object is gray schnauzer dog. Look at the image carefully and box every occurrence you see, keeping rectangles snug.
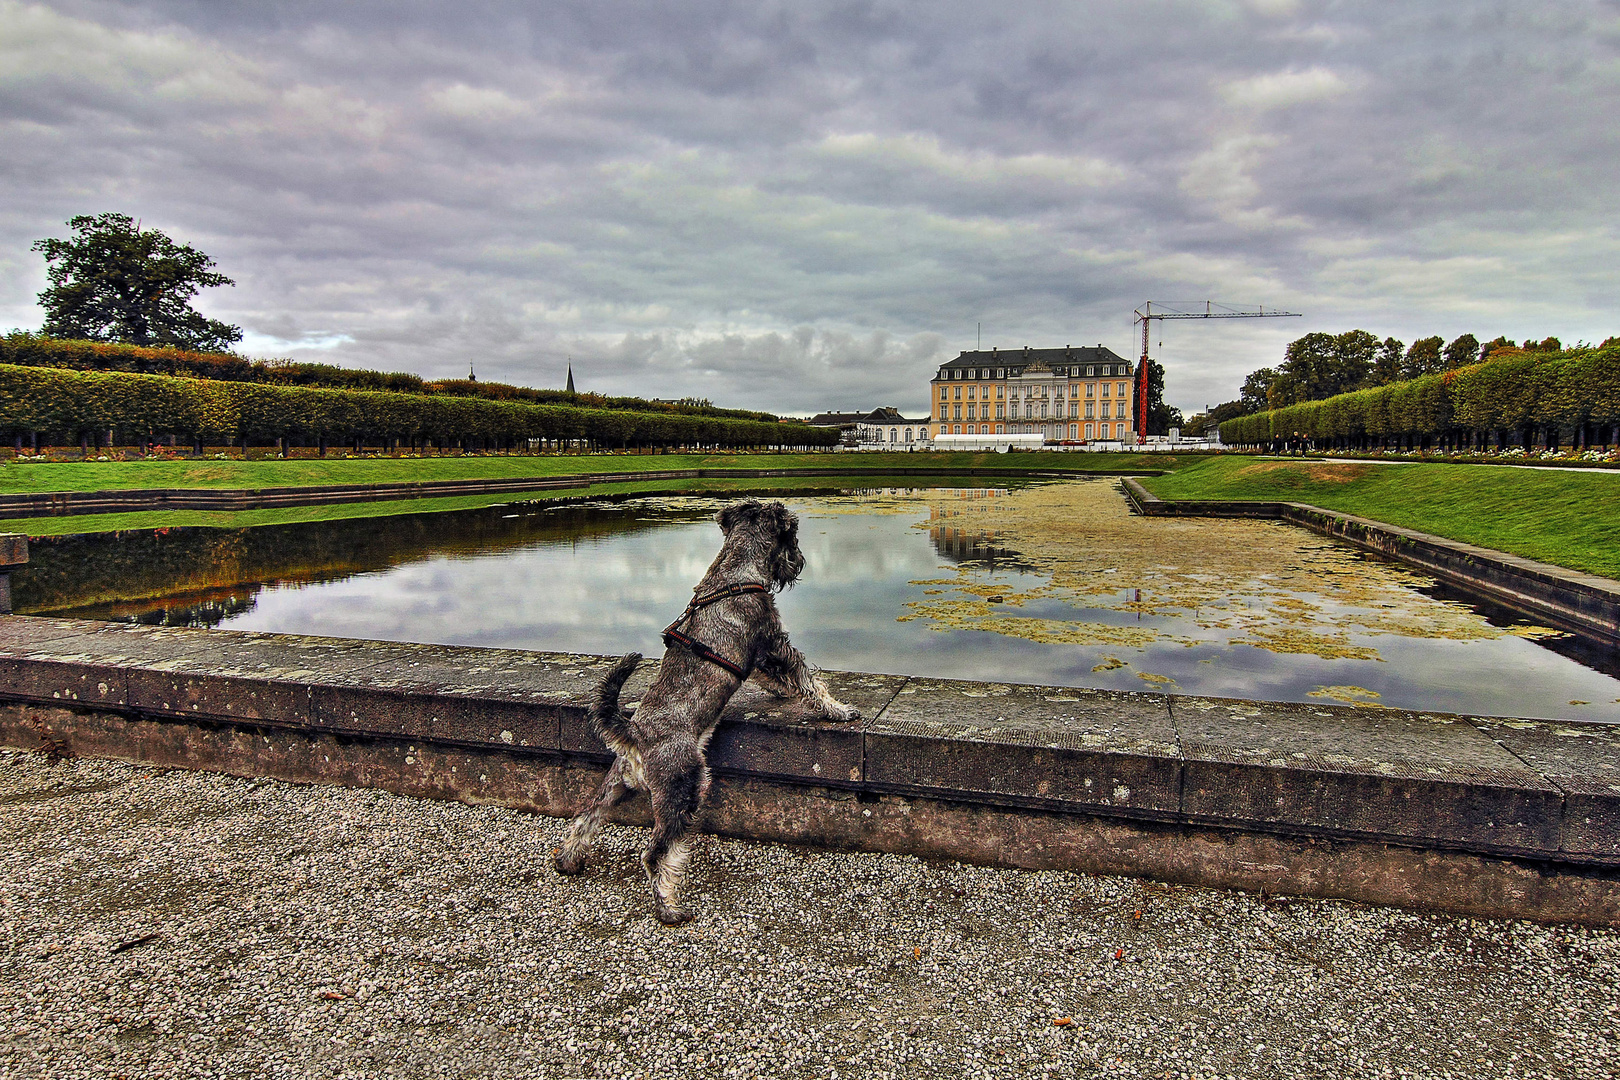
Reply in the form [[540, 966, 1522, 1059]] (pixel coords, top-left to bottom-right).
[[553, 498, 860, 925]]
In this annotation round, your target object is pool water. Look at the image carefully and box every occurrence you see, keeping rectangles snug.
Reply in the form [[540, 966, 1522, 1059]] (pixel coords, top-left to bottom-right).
[[22, 480, 1620, 722]]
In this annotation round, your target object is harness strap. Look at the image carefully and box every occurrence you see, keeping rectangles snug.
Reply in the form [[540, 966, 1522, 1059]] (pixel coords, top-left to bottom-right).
[[661, 581, 770, 679]]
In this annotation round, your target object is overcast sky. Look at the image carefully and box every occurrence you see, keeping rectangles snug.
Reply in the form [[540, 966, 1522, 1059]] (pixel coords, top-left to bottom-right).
[[2, 1, 1616, 417]]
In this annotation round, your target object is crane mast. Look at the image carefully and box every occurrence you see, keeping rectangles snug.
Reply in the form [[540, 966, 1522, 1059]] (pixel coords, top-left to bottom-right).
[[1132, 301, 1302, 443]]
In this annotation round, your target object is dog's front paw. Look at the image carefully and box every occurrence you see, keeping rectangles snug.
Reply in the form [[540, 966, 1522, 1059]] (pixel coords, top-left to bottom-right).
[[822, 701, 862, 723]]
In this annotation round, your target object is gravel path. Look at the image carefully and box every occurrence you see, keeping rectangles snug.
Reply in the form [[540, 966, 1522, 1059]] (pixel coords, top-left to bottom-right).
[[2, 747, 1616, 1080]]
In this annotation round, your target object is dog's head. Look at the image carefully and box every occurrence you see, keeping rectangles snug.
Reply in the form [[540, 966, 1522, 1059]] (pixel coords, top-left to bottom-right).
[[717, 499, 805, 589]]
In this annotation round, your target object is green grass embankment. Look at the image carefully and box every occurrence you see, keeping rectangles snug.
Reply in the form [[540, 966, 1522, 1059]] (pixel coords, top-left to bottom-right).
[[0, 470, 1074, 538], [0, 450, 1201, 495], [1140, 457, 1620, 580]]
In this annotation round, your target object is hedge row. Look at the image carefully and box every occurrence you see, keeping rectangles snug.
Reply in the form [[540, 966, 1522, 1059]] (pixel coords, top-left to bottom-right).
[[0, 364, 836, 452], [1220, 345, 1620, 451], [0, 333, 779, 424]]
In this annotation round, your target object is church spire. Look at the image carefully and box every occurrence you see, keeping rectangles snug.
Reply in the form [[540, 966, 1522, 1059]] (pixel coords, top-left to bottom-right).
[[565, 359, 575, 394]]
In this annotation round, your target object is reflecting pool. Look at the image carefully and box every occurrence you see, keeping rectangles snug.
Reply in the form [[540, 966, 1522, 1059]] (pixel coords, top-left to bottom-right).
[[18, 480, 1620, 722]]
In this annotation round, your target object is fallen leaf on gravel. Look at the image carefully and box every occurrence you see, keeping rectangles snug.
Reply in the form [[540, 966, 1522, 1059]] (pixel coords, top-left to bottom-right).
[[1054, 1017, 1073, 1027]]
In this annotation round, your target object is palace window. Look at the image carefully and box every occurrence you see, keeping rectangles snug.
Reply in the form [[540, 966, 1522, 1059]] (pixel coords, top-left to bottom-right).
[[1086, 366, 1095, 376], [996, 404, 1004, 418], [996, 368, 1004, 378], [954, 386, 962, 399], [996, 385, 1004, 398], [1085, 403, 1094, 418], [1085, 424, 1094, 439], [953, 405, 961, 419], [1069, 402, 1077, 418], [1118, 383, 1127, 397], [1085, 384, 1094, 397], [1101, 383, 1110, 397], [967, 386, 975, 399]]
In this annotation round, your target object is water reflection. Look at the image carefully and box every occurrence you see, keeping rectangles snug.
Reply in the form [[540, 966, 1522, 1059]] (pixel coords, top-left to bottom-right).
[[16, 484, 1620, 722], [925, 489, 1030, 569]]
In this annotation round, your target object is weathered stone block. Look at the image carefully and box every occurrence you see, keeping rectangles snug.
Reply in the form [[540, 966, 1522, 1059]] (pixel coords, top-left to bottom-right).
[[864, 677, 1181, 814], [1471, 717, 1620, 856], [1173, 695, 1562, 853], [706, 671, 906, 785]]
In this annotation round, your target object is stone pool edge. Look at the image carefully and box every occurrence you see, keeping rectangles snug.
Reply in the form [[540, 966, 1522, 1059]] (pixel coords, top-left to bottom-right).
[[1121, 477, 1620, 646], [2, 616, 1617, 927]]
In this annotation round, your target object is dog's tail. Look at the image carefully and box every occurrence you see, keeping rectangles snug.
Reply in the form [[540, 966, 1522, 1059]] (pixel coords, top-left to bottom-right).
[[588, 652, 642, 747]]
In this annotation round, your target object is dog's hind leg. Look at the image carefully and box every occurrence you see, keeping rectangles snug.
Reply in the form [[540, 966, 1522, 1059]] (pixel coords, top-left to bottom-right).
[[642, 740, 709, 925], [554, 758, 632, 876]]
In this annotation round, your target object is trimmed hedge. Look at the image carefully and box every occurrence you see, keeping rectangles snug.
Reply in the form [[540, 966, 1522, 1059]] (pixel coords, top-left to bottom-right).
[[1220, 346, 1620, 451], [0, 333, 779, 424], [0, 364, 836, 452]]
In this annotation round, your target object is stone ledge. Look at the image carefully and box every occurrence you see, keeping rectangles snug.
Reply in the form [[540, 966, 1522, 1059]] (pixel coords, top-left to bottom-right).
[[2, 615, 1619, 922]]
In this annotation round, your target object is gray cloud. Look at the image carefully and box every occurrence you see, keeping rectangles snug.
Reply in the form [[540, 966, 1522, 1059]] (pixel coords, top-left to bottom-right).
[[2, 0, 1617, 416]]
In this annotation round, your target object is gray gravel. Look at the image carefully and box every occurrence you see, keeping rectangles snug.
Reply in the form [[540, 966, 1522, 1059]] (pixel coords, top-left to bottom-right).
[[2, 747, 1616, 1079]]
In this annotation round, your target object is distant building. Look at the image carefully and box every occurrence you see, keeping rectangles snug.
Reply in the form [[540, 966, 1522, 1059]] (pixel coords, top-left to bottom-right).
[[806, 411, 868, 428], [854, 407, 931, 450], [929, 345, 1135, 444], [808, 408, 930, 449]]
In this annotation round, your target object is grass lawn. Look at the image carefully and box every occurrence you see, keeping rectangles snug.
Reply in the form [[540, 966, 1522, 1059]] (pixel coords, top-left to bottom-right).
[[0, 472, 1057, 537], [0, 450, 1197, 494], [1141, 456, 1620, 580]]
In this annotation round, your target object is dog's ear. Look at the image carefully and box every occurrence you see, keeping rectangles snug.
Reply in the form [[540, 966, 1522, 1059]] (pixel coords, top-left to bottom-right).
[[760, 501, 797, 538], [717, 499, 762, 534]]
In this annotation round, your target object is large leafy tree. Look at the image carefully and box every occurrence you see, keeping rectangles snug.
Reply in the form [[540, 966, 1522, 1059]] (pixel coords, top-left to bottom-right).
[[1371, 336, 1405, 385], [1402, 336, 1444, 379], [1263, 329, 1378, 408], [1240, 367, 1277, 412], [32, 213, 243, 351], [1443, 333, 1480, 370]]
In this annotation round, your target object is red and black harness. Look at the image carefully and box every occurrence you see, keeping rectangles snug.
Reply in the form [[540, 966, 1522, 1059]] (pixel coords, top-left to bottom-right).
[[661, 582, 770, 679]]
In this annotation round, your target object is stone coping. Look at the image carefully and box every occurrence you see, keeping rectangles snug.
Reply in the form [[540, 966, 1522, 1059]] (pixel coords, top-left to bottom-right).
[[0, 615, 1614, 869], [0, 465, 1158, 520], [1122, 477, 1620, 645]]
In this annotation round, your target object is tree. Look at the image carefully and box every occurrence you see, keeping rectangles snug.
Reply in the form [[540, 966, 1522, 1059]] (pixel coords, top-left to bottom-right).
[[1479, 336, 1515, 361], [1142, 356, 1182, 435], [32, 213, 242, 351], [1402, 336, 1443, 379], [1371, 336, 1404, 385], [1240, 367, 1278, 412], [1443, 333, 1479, 370], [1268, 330, 1376, 407]]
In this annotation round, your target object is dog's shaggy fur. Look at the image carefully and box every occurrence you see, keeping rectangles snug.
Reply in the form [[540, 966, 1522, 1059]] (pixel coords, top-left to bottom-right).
[[553, 498, 859, 924]]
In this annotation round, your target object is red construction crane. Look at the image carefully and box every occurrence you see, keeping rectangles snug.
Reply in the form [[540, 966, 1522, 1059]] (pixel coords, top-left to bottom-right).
[[1133, 301, 1302, 443]]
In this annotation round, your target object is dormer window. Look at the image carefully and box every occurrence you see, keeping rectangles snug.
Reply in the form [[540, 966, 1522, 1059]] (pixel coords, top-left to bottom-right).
[[1086, 366, 1095, 376]]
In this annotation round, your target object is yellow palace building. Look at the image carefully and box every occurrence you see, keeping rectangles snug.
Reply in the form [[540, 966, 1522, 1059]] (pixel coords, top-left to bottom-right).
[[929, 345, 1136, 443]]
